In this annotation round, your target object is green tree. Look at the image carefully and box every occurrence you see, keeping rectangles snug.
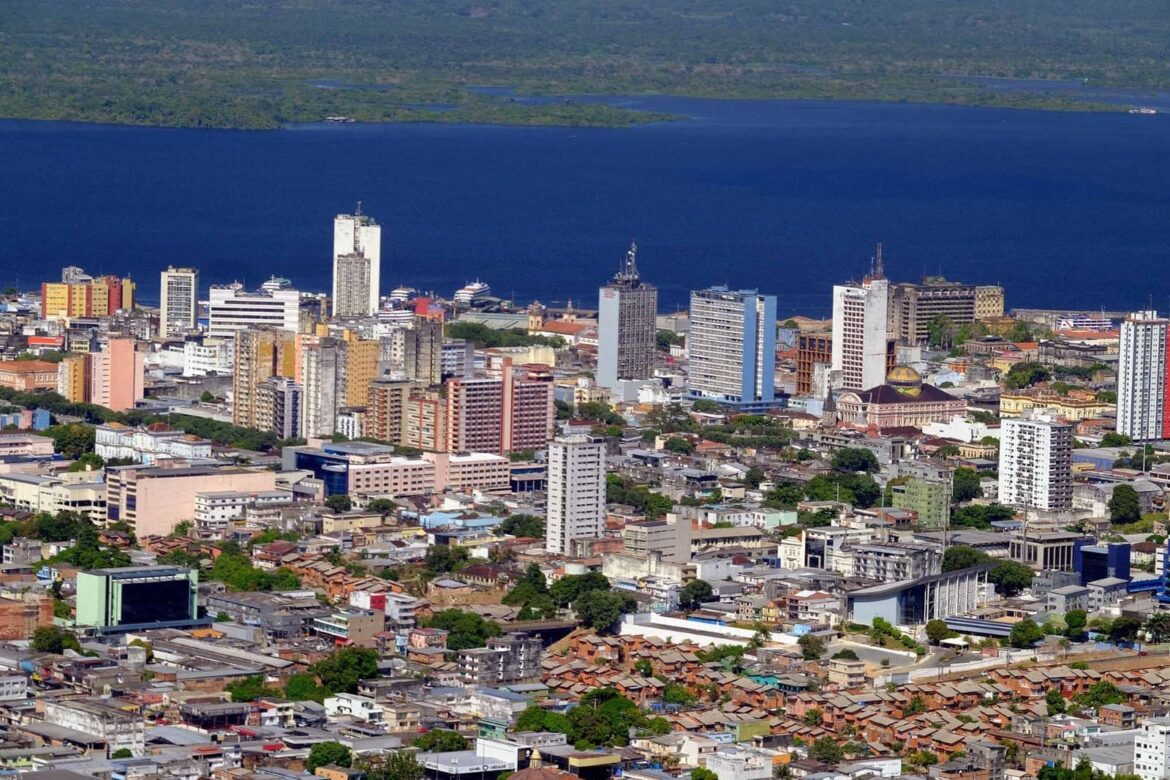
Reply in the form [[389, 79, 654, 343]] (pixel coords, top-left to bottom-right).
[[67, 452, 105, 472], [678, 579, 714, 610], [989, 560, 1034, 597], [324, 494, 353, 513], [1064, 610, 1087, 640], [575, 591, 627, 631], [226, 674, 277, 702], [1145, 612, 1170, 643], [46, 423, 96, 459], [550, 572, 610, 607], [425, 609, 502, 650], [809, 737, 845, 763], [1008, 618, 1044, 649], [111, 748, 133, 759], [802, 708, 824, 726], [1101, 432, 1131, 447], [831, 448, 878, 473], [942, 545, 991, 572], [307, 741, 352, 772], [1109, 485, 1142, 524], [284, 673, 329, 703], [1076, 681, 1126, 709], [664, 437, 694, 454], [424, 545, 469, 574], [633, 659, 653, 676], [926, 619, 958, 643], [797, 633, 826, 660], [413, 729, 468, 752], [498, 514, 544, 537], [692, 768, 718, 780], [1110, 615, 1142, 644], [952, 467, 982, 503], [744, 467, 766, 489], [30, 625, 81, 653], [311, 646, 379, 694], [1045, 688, 1067, 715], [905, 695, 927, 715], [831, 649, 859, 660], [367, 498, 397, 517], [200, 390, 216, 403], [662, 683, 696, 705], [371, 751, 425, 780]]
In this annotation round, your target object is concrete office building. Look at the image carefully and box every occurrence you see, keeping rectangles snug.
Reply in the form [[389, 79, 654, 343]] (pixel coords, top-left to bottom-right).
[[333, 207, 382, 316], [832, 253, 890, 392], [998, 414, 1073, 512], [687, 286, 776, 408], [75, 565, 200, 634], [300, 337, 343, 438], [106, 463, 277, 536], [160, 266, 199, 337], [546, 434, 605, 555], [890, 278, 977, 346], [597, 242, 657, 389], [1118, 310, 1169, 441], [208, 285, 301, 340]]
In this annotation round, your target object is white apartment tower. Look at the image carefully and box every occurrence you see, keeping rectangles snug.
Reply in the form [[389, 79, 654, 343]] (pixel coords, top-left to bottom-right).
[[1118, 310, 1169, 441], [597, 242, 658, 389], [333, 206, 382, 317], [831, 248, 890, 392], [1135, 717, 1170, 780], [998, 414, 1073, 512], [160, 266, 199, 337], [208, 285, 301, 340], [545, 434, 606, 555], [300, 338, 344, 439]]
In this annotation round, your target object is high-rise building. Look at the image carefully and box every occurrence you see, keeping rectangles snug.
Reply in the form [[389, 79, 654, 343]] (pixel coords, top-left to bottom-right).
[[597, 242, 657, 389], [333, 207, 382, 316], [832, 253, 890, 392], [89, 339, 145, 413], [545, 434, 605, 555], [504, 363, 555, 453], [795, 333, 833, 396], [406, 388, 446, 451], [300, 338, 343, 438], [367, 377, 413, 444], [1118, 310, 1170, 442], [686, 286, 776, 408], [208, 285, 301, 340], [256, 377, 302, 439], [341, 332, 381, 407], [403, 317, 442, 386], [443, 364, 554, 454], [446, 376, 505, 454], [57, 353, 91, 403], [889, 278, 976, 346], [41, 274, 135, 320], [998, 414, 1073, 512], [160, 266, 199, 337], [233, 328, 297, 429]]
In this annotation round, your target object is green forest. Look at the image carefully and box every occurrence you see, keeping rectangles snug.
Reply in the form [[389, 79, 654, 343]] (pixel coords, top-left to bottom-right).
[[2, 0, 1168, 129]]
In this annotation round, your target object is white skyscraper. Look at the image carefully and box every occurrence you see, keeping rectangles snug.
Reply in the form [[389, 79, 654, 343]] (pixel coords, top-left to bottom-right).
[[998, 414, 1073, 512], [1118, 310, 1169, 442], [686, 286, 776, 408], [831, 253, 890, 392], [333, 206, 382, 317], [160, 266, 199, 337], [545, 434, 605, 555], [597, 242, 657, 390], [1135, 717, 1170, 780]]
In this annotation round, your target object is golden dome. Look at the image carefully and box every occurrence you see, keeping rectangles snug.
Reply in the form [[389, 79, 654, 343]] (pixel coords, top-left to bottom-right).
[[887, 365, 923, 396]]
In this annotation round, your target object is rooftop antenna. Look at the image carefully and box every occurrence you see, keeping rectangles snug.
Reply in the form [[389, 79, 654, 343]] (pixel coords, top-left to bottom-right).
[[875, 242, 885, 280], [355, 200, 363, 217]]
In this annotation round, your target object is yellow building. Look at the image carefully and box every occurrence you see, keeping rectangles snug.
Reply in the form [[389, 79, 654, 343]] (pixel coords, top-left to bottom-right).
[[232, 328, 297, 429], [342, 332, 381, 407], [56, 353, 91, 403], [40, 276, 134, 320], [999, 389, 1114, 421], [975, 285, 1005, 321]]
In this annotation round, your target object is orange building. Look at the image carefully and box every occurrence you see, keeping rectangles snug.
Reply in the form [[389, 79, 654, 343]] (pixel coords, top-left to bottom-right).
[[0, 594, 53, 641], [41, 275, 135, 319], [0, 360, 60, 392]]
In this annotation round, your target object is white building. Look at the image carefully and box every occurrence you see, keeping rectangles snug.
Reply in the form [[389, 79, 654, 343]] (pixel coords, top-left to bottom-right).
[[998, 414, 1073, 512], [686, 286, 776, 406], [324, 693, 384, 723], [1134, 717, 1170, 780], [95, 422, 213, 465], [333, 208, 382, 316], [300, 338, 343, 439], [183, 340, 233, 376], [597, 242, 657, 390], [160, 266, 199, 337], [207, 285, 300, 339], [1118, 310, 1168, 441], [704, 747, 774, 780], [831, 258, 889, 392], [545, 434, 605, 555], [194, 489, 293, 533]]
